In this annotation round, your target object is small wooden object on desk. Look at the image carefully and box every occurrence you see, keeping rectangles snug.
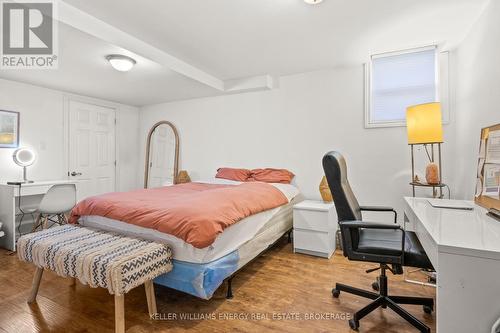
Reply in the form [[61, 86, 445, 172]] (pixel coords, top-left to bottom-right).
[[293, 200, 337, 258]]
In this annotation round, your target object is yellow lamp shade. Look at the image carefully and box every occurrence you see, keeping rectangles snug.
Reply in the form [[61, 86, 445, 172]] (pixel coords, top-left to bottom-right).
[[406, 102, 443, 144]]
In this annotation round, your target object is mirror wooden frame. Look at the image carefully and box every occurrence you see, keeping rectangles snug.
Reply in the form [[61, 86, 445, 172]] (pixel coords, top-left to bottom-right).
[[144, 121, 180, 188]]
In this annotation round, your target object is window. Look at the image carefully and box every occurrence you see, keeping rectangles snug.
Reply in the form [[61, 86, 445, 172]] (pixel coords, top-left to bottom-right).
[[365, 46, 448, 128]]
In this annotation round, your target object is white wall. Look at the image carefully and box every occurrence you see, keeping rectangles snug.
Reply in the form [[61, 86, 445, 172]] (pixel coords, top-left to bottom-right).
[[116, 103, 141, 191], [0, 78, 140, 192], [140, 67, 456, 220], [453, 0, 499, 199]]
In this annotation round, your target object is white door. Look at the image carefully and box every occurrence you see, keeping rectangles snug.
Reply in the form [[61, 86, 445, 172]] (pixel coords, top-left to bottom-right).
[[68, 100, 116, 201]]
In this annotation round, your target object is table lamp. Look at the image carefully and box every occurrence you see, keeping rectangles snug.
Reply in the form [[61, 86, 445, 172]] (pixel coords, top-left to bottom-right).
[[11, 147, 36, 184], [406, 102, 444, 197]]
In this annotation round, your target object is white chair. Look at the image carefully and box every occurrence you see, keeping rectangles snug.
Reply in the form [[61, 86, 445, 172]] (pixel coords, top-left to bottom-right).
[[32, 184, 77, 232]]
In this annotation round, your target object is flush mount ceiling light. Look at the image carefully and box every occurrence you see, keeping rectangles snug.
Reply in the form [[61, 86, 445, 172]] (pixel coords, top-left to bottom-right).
[[304, 0, 323, 4], [106, 54, 136, 72]]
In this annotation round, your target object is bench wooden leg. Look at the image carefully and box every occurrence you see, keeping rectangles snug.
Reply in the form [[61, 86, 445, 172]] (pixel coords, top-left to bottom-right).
[[144, 280, 157, 317], [28, 267, 44, 303], [115, 294, 125, 333]]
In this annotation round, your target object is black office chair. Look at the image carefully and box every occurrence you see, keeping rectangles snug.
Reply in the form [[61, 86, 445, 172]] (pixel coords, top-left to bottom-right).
[[322, 151, 434, 333]]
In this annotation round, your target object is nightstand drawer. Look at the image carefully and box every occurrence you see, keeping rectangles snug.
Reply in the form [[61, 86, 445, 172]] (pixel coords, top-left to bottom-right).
[[294, 229, 334, 255], [293, 209, 333, 232]]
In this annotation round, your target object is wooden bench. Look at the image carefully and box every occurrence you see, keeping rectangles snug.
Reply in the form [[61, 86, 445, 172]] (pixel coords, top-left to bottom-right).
[[17, 225, 173, 333]]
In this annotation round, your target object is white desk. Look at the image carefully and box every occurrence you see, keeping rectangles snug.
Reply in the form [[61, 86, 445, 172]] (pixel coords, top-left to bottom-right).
[[404, 197, 500, 333], [0, 180, 78, 251]]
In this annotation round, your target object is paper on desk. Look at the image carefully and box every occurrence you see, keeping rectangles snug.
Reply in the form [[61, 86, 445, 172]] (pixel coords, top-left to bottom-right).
[[475, 158, 485, 197], [479, 139, 486, 159], [475, 178, 483, 197], [483, 163, 500, 198], [477, 158, 485, 177], [486, 130, 500, 163]]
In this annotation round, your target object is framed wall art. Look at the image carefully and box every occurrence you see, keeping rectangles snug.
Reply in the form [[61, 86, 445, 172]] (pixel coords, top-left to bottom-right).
[[0, 110, 20, 148]]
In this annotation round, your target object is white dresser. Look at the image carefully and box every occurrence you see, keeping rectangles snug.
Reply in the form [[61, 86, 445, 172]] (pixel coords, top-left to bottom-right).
[[293, 200, 337, 258]]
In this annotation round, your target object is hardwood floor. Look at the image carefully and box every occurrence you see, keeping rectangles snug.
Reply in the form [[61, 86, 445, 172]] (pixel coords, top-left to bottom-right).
[[0, 239, 435, 333]]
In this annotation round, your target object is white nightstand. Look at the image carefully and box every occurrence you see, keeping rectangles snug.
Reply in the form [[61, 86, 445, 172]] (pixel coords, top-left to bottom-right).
[[293, 200, 337, 258]]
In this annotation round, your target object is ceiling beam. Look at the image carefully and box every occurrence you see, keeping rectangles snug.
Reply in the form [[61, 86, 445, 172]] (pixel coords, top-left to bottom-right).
[[13, 1, 278, 95], [225, 75, 279, 93], [58, 1, 225, 91]]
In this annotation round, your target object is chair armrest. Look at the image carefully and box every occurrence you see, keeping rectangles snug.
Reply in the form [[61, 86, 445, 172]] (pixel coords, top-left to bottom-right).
[[339, 220, 406, 265], [360, 206, 395, 212], [359, 206, 398, 224], [339, 221, 401, 230]]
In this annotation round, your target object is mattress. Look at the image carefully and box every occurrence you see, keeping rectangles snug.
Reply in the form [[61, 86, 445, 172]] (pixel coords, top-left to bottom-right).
[[78, 178, 300, 264]]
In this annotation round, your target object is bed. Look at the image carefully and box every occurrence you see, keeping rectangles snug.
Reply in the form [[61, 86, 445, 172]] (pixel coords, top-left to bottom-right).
[[75, 178, 301, 299]]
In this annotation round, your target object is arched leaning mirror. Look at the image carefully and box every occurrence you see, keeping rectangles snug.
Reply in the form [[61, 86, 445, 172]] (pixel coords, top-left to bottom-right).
[[144, 121, 179, 188]]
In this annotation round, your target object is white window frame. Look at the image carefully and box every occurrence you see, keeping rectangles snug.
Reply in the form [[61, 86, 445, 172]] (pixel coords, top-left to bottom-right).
[[364, 45, 450, 128]]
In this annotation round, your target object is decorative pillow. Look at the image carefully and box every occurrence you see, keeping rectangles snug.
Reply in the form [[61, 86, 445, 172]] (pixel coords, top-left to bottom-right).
[[250, 168, 295, 184], [215, 168, 252, 181]]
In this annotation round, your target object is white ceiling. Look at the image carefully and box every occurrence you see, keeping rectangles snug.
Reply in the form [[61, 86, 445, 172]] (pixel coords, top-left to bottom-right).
[[0, 0, 489, 106], [0, 23, 220, 106]]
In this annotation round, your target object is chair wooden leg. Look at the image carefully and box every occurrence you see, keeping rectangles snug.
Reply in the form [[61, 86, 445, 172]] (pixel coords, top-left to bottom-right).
[[144, 280, 157, 317], [42, 216, 48, 229], [31, 214, 42, 232], [115, 294, 125, 333], [28, 267, 44, 303], [57, 213, 67, 226]]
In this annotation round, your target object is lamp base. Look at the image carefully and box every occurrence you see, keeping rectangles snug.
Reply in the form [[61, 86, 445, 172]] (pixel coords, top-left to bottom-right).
[[425, 162, 440, 185]]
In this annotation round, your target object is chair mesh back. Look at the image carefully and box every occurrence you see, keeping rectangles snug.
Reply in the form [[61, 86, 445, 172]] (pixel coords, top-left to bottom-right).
[[38, 184, 77, 214], [322, 151, 362, 222]]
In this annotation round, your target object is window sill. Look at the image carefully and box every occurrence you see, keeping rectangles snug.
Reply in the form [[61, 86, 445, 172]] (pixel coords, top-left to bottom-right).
[[364, 120, 406, 129], [365, 118, 450, 129]]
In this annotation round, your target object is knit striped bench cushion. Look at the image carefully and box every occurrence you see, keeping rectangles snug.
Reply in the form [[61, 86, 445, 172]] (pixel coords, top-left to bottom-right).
[[17, 225, 173, 295]]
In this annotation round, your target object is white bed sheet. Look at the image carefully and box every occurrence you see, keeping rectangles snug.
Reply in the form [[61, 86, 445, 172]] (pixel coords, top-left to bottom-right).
[[79, 178, 300, 264]]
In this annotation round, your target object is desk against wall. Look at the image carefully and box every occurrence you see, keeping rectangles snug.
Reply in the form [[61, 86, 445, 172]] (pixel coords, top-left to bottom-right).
[[404, 197, 500, 333], [0, 180, 78, 251]]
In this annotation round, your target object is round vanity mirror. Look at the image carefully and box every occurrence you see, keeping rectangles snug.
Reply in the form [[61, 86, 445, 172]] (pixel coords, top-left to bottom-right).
[[12, 147, 36, 183], [13, 147, 36, 166]]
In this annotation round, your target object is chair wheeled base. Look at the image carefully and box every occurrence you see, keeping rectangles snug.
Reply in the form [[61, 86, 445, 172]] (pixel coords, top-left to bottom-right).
[[332, 264, 433, 333]]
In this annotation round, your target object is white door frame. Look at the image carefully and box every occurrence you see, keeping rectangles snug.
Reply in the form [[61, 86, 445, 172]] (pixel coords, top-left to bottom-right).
[[63, 94, 120, 192]]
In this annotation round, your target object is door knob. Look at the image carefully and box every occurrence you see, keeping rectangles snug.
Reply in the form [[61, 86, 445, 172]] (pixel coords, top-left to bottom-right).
[[70, 171, 82, 176]]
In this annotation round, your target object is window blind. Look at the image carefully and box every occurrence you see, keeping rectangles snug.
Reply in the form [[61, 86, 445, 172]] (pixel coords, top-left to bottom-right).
[[370, 48, 437, 123]]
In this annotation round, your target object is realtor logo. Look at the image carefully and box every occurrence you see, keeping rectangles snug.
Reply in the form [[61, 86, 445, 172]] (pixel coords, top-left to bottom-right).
[[1, 0, 58, 68]]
